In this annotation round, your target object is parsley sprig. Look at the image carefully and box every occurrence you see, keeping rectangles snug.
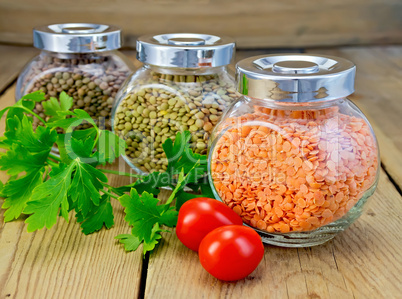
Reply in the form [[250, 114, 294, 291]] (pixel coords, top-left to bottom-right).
[[0, 91, 213, 254]]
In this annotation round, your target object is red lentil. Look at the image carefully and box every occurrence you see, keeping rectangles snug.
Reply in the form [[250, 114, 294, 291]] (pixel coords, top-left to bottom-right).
[[211, 106, 378, 233]]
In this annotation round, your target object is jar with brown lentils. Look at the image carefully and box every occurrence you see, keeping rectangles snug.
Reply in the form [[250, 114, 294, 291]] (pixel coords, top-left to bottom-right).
[[112, 33, 240, 174], [16, 23, 134, 130]]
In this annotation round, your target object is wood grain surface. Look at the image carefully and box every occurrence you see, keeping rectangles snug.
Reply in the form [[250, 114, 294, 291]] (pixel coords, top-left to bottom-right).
[[1, 0, 402, 48], [0, 46, 37, 94], [0, 45, 401, 299]]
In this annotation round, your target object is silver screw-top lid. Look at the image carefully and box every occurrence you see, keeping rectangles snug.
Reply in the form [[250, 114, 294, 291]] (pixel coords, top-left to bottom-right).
[[236, 54, 356, 102], [33, 23, 122, 53], [136, 33, 235, 68]]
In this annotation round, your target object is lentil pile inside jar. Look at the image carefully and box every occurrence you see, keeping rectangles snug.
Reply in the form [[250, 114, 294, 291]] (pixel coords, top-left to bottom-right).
[[210, 105, 378, 233], [113, 69, 240, 173], [15, 23, 134, 130], [208, 54, 380, 239], [112, 33, 239, 173]]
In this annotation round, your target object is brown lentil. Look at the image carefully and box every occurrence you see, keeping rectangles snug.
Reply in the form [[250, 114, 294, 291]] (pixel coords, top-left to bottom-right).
[[19, 53, 131, 130]]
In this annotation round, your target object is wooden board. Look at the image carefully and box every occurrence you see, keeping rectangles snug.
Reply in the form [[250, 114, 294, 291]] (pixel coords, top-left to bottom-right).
[[306, 46, 402, 190], [144, 169, 402, 299], [1, 0, 402, 48], [0, 46, 38, 94]]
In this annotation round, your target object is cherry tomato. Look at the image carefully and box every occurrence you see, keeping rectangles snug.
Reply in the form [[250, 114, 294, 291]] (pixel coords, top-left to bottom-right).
[[176, 197, 243, 251], [198, 225, 264, 281]]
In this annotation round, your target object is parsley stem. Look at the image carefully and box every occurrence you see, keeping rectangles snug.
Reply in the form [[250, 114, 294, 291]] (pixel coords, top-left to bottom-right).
[[102, 189, 119, 200], [20, 107, 46, 125], [43, 166, 49, 180], [99, 168, 145, 178], [92, 127, 101, 148], [47, 160, 58, 168], [48, 153, 61, 162]]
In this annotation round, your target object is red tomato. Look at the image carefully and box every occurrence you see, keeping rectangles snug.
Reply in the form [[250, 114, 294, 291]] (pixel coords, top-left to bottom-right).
[[176, 197, 243, 251], [198, 225, 264, 281]]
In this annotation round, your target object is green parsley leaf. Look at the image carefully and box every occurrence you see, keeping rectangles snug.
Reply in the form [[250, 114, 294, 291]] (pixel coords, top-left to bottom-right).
[[163, 131, 206, 184], [42, 92, 73, 122], [120, 190, 163, 242], [142, 223, 164, 254], [158, 207, 178, 227], [20, 91, 47, 102], [70, 127, 98, 140], [69, 160, 107, 217], [115, 224, 165, 255], [24, 162, 76, 231], [95, 130, 126, 164], [65, 135, 97, 161], [1, 169, 43, 222], [3, 115, 57, 152], [116, 169, 194, 254], [0, 91, 45, 123], [0, 144, 49, 176], [114, 131, 207, 197], [115, 234, 142, 252], [200, 181, 214, 198], [118, 188, 178, 254], [162, 131, 190, 169], [47, 109, 97, 131], [173, 167, 213, 210], [0, 89, 216, 257], [112, 171, 168, 196], [175, 190, 198, 210], [56, 128, 98, 164], [56, 134, 73, 165], [79, 194, 114, 235]]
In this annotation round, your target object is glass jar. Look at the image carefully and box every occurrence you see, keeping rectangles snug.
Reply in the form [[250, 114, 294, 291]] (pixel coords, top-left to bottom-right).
[[112, 33, 240, 174], [16, 23, 134, 130], [208, 54, 379, 247]]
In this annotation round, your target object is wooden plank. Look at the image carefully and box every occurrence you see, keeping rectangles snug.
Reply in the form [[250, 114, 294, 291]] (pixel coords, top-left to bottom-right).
[[144, 168, 402, 299], [0, 45, 38, 93], [0, 85, 144, 298], [1, 0, 402, 48], [306, 46, 402, 190]]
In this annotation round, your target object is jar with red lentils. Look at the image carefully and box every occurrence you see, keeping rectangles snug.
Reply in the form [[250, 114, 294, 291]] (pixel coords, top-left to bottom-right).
[[208, 54, 379, 247]]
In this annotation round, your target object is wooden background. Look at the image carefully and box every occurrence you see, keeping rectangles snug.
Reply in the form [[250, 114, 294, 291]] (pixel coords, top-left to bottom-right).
[[1, 0, 402, 48]]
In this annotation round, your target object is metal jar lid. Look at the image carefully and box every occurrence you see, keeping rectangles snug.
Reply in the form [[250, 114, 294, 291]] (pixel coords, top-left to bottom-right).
[[236, 54, 356, 102], [136, 33, 235, 68], [33, 23, 122, 53]]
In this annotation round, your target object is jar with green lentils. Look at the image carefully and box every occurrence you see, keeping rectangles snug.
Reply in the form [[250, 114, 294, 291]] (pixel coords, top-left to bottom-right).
[[112, 33, 240, 174], [16, 23, 134, 130]]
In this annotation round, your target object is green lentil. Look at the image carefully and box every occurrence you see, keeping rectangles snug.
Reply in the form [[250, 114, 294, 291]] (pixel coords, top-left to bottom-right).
[[114, 71, 240, 172], [149, 111, 157, 119]]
